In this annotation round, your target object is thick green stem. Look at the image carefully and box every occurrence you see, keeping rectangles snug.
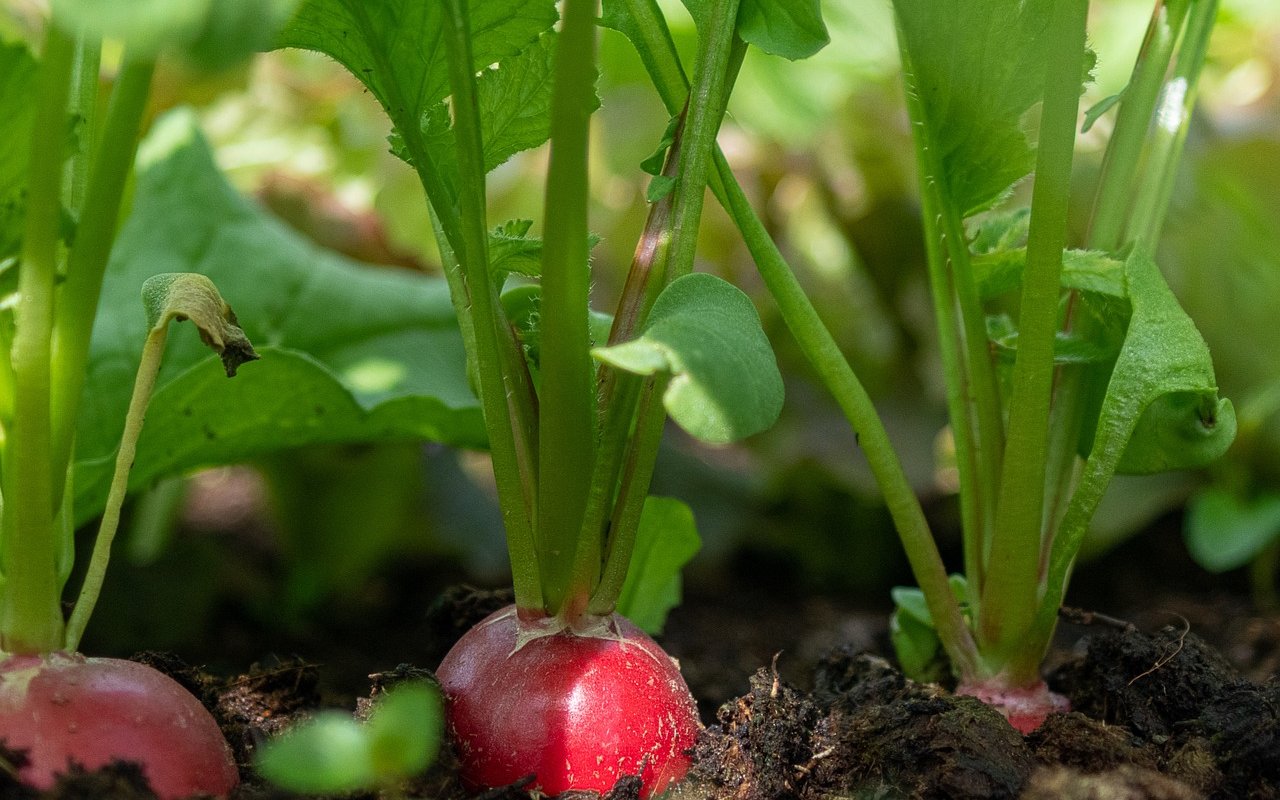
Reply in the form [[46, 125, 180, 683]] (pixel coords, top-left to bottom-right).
[[64, 325, 169, 651], [0, 25, 75, 655], [437, 0, 542, 610], [538, 0, 601, 619], [978, 0, 1089, 681], [51, 57, 156, 491]]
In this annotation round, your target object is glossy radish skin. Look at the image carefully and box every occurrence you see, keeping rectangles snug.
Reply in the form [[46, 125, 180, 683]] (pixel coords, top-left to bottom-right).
[[957, 678, 1070, 734], [0, 653, 239, 799], [436, 605, 701, 797]]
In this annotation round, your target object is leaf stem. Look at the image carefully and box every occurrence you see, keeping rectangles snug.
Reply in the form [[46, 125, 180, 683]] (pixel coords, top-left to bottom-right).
[[438, 0, 542, 610], [537, 0, 600, 620], [1087, 0, 1191, 252], [978, 0, 1089, 680], [0, 23, 75, 654], [64, 323, 169, 651], [50, 56, 156, 495]]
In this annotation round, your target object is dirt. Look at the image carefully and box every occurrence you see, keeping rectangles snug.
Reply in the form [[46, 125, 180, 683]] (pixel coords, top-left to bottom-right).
[[3, 582, 1278, 799]]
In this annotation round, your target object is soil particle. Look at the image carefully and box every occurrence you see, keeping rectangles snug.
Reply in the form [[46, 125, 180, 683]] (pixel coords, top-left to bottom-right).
[[210, 658, 320, 769], [1020, 764, 1202, 800], [1024, 712, 1159, 773]]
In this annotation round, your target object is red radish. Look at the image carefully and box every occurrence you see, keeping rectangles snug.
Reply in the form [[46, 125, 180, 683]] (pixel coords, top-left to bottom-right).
[[436, 605, 701, 797], [0, 652, 239, 799]]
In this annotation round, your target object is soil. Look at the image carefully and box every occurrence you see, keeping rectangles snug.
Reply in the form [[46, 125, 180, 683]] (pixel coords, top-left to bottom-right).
[[3, 531, 1278, 799]]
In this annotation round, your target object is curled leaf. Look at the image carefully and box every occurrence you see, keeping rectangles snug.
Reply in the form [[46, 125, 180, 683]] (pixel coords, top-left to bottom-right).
[[141, 273, 258, 376]]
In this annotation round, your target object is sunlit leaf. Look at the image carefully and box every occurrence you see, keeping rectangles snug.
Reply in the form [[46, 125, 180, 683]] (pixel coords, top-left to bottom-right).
[[616, 496, 700, 634], [73, 111, 481, 525], [592, 273, 783, 444]]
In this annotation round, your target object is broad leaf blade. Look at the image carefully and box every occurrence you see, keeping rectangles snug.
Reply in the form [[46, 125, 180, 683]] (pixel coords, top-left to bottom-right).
[[738, 0, 829, 60], [616, 496, 700, 634], [894, 0, 1057, 216], [592, 273, 783, 444], [73, 111, 481, 524], [256, 714, 376, 794], [278, 0, 557, 159]]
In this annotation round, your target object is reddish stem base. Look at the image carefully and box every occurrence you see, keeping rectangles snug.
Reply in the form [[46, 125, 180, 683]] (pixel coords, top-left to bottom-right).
[[956, 678, 1070, 734]]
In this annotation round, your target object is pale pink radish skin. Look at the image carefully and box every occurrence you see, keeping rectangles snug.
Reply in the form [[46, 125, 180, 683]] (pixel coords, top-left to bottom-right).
[[437, 605, 701, 797], [0, 653, 239, 798], [956, 678, 1070, 734]]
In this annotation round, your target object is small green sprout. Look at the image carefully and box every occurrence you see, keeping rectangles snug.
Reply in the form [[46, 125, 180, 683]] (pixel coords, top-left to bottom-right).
[[255, 681, 443, 796]]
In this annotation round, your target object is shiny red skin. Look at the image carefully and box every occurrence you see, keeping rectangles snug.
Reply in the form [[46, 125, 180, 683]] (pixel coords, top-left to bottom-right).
[[957, 678, 1070, 734], [0, 653, 239, 799], [436, 606, 701, 797]]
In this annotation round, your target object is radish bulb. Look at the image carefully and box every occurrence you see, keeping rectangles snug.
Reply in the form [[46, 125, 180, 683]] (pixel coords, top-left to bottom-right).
[[436, 605, 700, 797], [0, 653, 239, 798]]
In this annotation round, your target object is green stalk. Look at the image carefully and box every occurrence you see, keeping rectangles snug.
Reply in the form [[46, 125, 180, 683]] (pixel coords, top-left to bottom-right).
[[978, 0, 1089, 679], [437, 0, 542, 609], [898, 37, 992, 601], [50, 57, 156, 491], [0, 25, 75, 654], [1087, 0, 1191, 251], [64, 324, 169, 651], [582, 0, 740, 618], [608, 0, 982, 676], [64, 35, 101, 218], [1126, 0, 1217, 250], [538, 0, 601, 620]]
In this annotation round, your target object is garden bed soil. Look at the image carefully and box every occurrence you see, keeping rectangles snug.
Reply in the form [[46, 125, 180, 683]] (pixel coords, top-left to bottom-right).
[[4, 580, 1277, 800]]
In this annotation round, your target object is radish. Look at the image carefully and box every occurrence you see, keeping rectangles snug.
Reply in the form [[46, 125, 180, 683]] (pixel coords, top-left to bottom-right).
[[0, 653, 239, 798], [436, 605, 700, 797]]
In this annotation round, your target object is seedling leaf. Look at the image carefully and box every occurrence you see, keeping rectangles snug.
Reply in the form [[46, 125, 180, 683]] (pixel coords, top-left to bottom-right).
[[592, 273, 783, 444], [140, 273, 258, 376], [737, 0, 829, 61], [256, 715, 377, 794], [616, 496, 701, 634], [366, 682, 444, 781], [1185, 488, 1280, 573]]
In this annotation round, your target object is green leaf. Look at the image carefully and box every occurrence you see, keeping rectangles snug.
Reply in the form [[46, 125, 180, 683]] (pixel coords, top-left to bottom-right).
[[1058, 250, 1235, 551], [256, 714, 377, 794], [616, 496, 701, 634], [279, 0, 558, 166], [889, 576, 968, 683], [737, 0, 829, 61], [1184, 488, 1280, 573], [72, 111, 481, 525], [1082, 90, 1124, 134], [55, 0, 299, 69], [487, 219, 601, 280], [255, 682, 441, 794], [974, 248, 1126, 301], [0, 42, 37, 261], [140, 273, 259, 376], [366, 682, 444, 781], [592, 273, 783, 444], [894, 0, 1063, 216], [500, 284, 614, 390]]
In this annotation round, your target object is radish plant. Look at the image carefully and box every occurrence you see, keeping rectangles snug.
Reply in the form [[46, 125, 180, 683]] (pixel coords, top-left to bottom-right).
[[0, 3, 302, 796], [268, 0, 828, 793], [601, 0, 1234, 732]]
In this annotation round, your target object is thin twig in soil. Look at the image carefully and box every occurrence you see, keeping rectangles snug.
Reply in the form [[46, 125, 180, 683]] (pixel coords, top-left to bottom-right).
[[1059, 605, 1138, 632], [1127, 615, 1191, 686]]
